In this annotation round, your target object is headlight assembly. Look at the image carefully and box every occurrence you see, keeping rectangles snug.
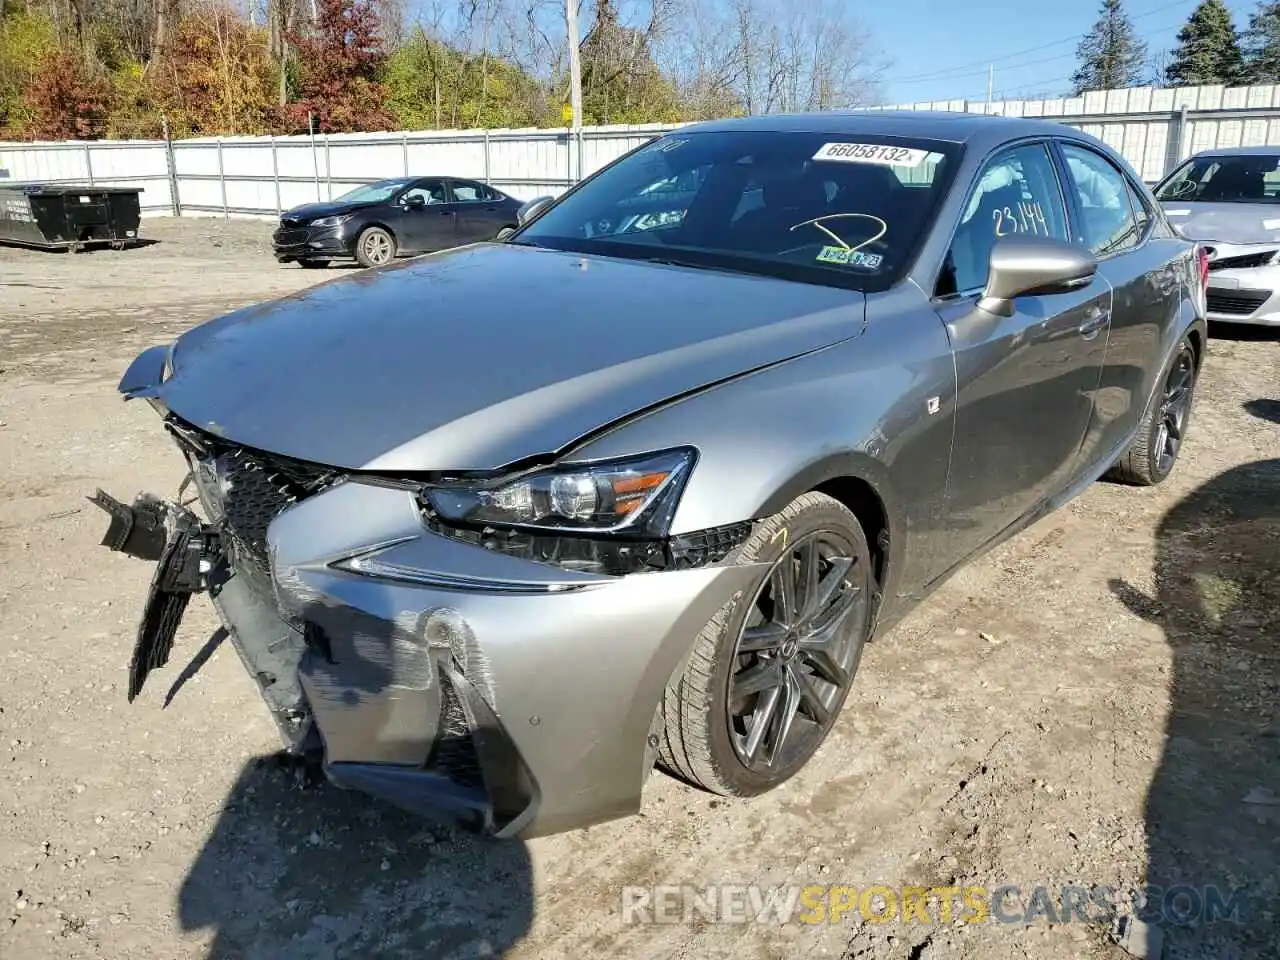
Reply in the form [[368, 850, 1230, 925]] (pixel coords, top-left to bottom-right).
[[310, 214, 352, 228], [422, 448, 696, 537]]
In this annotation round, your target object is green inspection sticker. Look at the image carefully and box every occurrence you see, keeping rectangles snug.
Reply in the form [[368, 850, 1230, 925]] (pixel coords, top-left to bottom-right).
[[816, 246, 884, 269]]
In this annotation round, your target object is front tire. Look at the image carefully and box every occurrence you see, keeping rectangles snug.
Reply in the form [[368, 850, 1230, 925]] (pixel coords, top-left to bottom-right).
[[298, 258, 329, 269], [495, 226, 516, 241], [355, 227, 396, 268], [1107, 335, 1198, 486], [657, 492, 874, 797]]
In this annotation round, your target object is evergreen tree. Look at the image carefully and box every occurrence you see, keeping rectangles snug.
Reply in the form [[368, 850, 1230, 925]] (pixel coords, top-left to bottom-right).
[[1167, 0, 1244, 85], [1244, 1, 1280, 81], [1072, 0, 1149, 93]]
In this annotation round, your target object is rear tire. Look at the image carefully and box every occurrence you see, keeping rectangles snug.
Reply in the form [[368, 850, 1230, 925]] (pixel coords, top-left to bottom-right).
[[495, 226, 516, 241], [355, 227, 396, 268], [1107, 334, 1198, 486], [657, 492, 874, 797]]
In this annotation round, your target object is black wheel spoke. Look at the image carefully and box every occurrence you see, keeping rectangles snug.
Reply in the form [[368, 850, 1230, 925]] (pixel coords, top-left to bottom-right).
[[766, 669, 802, 767], [772, 563, 797, 627], [734, 660, 782, 699], [739, 620, 787, 653], [741, 683, 782, 762], [795, 669, 832, 724], [812, 556, 853, 617], [800, 645, 849, 689], [800, 540, 821, 619]]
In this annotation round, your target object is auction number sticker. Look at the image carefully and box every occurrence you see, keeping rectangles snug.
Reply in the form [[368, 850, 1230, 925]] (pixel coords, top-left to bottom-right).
[[816, 245, 883, 269], [812, 143, 930, 167]]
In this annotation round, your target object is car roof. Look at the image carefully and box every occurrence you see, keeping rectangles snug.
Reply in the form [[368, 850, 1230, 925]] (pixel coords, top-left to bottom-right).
[[1186, 145, 1280, 159], [676, 110, 1098, 150]]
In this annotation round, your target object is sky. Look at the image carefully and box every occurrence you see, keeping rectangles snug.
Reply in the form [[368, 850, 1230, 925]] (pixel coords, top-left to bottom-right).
[[868, 0, 1257, 105]]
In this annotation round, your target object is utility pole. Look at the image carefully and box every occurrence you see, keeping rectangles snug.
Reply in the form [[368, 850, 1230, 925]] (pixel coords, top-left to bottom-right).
[[565, 0, 583, 182], [986, 64, 994, 112]]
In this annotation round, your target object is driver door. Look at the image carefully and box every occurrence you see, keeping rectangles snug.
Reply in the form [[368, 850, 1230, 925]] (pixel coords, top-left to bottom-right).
[[931, 141, 1112, 574], [395, 179, 456, 253]]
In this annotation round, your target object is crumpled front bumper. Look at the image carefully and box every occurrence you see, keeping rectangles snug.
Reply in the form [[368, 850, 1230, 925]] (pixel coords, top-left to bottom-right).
[[101, 460, 764, 838], [265, 480, 764, 838]]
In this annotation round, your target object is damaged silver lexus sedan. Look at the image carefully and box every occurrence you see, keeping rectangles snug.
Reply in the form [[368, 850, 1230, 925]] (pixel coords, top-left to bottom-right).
[[93, 112, 1206, 839]]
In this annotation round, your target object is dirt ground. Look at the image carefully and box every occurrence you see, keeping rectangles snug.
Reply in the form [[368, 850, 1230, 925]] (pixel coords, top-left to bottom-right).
[[0, 218, 1277, 960]]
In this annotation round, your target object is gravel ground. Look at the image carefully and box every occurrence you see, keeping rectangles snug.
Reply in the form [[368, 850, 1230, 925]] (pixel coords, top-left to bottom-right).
[[0, 218, 1277, 960]]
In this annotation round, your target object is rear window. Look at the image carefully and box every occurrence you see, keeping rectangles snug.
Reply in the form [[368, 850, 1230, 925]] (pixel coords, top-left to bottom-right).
[[515, 130, 961, 291], [1155, 154, 1280, 203]]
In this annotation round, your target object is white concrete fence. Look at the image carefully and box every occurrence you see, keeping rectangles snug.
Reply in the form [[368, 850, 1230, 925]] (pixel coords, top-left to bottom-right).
[[4, 83, 1280, 219], [0, 124, 679, 218]]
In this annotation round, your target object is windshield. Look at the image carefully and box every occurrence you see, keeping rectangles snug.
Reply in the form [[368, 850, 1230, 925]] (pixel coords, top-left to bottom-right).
[[515, 131, 959, 290], [1155, 155, 1280, 204], [335, 180, 411, 204]]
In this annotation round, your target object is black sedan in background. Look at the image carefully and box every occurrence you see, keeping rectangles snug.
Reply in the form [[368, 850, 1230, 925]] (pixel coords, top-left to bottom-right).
[[272, 177, 523, 268]]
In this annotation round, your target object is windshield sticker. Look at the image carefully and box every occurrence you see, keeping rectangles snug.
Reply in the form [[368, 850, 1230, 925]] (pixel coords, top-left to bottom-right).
[[812, 143, 931, 167], [1164, 208, 1190, 216], [816, 245, 883, 269], [1264, 217, 1280, 230], [644, 137, 689, 154], [993, 201, 1049, 237]]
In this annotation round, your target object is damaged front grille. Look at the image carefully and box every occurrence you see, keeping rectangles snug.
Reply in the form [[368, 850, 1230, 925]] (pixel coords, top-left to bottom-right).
[[169, 422, 337, 596]]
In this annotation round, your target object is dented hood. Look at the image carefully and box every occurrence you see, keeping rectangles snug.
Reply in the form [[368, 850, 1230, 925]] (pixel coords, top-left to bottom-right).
[[155, 244, 865, 471]]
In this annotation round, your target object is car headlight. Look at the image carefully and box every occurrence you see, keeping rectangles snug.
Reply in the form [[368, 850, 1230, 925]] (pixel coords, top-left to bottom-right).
[[422, 448, 696, 536], [310, 214, 351, 228]]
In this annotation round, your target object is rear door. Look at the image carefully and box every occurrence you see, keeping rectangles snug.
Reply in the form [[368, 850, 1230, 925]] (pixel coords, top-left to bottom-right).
[[395, 178, 457, 253], [932, 141, 1113, 572], [449, 179, 509, 243], [1055, 141, 1185, 477]]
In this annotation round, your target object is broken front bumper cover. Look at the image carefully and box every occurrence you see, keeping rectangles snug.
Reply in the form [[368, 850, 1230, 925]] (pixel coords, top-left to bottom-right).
[[89, 490, 225, 702], [90, 486, 542, 836], [93, 472, 765, 838]]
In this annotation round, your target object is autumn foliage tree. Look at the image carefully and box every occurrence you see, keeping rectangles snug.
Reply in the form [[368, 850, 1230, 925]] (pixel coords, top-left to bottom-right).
[[23, 50, 111, 139], [155, 2, 278, 136], [283, 0, 392, 132]]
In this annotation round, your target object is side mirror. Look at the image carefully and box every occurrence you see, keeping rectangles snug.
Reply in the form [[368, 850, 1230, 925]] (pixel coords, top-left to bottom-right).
[[517, 195, 554, 225], [403, 194, 426, 208], [978, 235, 1097, 317]]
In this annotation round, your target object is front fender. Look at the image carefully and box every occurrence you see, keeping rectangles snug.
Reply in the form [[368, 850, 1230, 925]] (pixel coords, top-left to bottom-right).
[[571, 295, 957, 604]]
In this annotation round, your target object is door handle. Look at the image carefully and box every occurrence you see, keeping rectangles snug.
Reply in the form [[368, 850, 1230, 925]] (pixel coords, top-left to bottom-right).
[[1079, 305, 1110, 340]]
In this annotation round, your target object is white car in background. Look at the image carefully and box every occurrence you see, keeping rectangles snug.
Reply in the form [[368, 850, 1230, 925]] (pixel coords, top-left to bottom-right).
[[1154, 147, 1280, 325]]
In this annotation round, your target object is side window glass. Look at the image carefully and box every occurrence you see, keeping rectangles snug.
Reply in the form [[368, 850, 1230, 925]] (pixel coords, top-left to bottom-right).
[[403, 181, 446, 205], [941, 143, 1069, 295], [1125, 180, 1152, 239], [1060, 144, 1140, 257], [451, 181, 488, 202]]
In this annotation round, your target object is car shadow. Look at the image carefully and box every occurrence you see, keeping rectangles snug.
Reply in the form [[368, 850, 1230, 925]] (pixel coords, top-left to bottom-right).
[[173, 588, 536, 959], [1242, 399, 1280, 424], [1109, 451, 1280, 954]]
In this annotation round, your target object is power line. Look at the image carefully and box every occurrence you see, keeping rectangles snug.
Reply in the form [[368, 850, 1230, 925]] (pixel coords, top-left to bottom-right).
[[883, 0, 1195, 85]]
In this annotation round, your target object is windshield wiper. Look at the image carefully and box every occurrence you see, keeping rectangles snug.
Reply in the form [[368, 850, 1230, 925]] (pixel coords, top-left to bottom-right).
[[638, 255, 763, 278]]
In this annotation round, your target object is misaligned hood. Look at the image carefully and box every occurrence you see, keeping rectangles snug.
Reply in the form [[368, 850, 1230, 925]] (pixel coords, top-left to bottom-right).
[[281, 200, 380, 221], [1161, 201, 1280, 244], [159, 244, 865, 471]]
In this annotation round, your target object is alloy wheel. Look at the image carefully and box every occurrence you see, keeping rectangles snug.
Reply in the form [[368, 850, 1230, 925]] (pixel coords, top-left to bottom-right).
[[1155, 347, 1195, 473], [726, 529, 868, 772], [363, 231, 392, 265]]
